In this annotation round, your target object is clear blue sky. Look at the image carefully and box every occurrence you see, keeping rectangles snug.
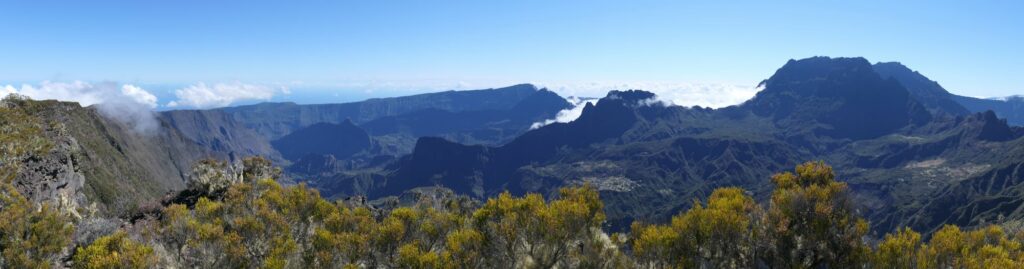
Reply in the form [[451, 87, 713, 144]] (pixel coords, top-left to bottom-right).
[[1, 0, 1021, 99]]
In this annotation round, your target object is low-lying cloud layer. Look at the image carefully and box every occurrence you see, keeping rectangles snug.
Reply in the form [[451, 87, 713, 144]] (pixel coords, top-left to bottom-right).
[[530, 97, 598, 129], [3, 81, 161, 133], [529, 82, 761, 128], [167, 82, 289, 109], [537, 81, 759, 108]]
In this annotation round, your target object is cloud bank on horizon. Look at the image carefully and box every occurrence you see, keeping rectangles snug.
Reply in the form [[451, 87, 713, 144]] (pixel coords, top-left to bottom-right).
[[535, 81, 759, 109], [525, 81, 760, 128], [2, 79, 760, 133], [511, 81, 758, 129], [166, 82, 291, 109]]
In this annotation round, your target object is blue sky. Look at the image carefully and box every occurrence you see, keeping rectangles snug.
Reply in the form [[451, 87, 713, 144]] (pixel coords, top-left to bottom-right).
[[1, 1, 1021, 108]]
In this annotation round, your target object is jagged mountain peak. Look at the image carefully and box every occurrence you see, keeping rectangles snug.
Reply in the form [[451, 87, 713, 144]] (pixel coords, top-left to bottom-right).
[[957, 110, 1017, 142], [573, 89, 662, 126], [745, 56, 932, 139]]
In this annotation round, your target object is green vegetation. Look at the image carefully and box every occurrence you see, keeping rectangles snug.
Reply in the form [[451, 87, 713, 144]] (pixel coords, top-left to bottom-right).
[[632, 162, 1024, 268], [72, 231, 155, 269], [5, 110, 1024, 268], [0, 94, 53, 181], [0, 182, 75, 269], [116, 160, 1024, 268], [0, 95, 75, 269], [149, 170, 622, 268]]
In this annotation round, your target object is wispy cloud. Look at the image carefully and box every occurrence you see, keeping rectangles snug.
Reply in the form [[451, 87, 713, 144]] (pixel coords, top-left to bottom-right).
[[3, 81, 160, 133], [531, 97, 598, 129], [166, 82, 289, 109]]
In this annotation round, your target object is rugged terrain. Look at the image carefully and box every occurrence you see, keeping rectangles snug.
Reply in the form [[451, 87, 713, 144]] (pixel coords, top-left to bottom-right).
[[308, 57, 1024, 233], [7, 57, 1024, 236]]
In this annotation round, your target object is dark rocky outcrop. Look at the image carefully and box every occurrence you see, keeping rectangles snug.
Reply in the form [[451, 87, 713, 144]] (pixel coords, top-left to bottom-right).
[[953, 95, 1024, 126], [13, 100, 211, 216], [958, 111, 1017, 142]]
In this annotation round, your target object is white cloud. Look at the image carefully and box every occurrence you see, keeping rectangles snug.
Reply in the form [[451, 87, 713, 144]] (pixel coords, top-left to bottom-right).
[[167, 82, 288, 109], [2, 81, 161, 134], [528, 82, 761, 129], [6, 81, 106, 106], [987, 95, 1024, 102], [531, 97, 598, 129], [120, 84, 158, 108], [534, 81, 760, 108], [3, 85, 18, 95]]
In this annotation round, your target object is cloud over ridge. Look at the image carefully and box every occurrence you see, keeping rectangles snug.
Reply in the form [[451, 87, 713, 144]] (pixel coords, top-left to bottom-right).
[[530, 97, 598, 129], [3, 81, 161, 133], [529, 81, 761, 129], [536, 81, 759, 108]]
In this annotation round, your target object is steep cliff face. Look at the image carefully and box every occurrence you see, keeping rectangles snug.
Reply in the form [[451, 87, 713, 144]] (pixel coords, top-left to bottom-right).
[[162, 84, 571, 168], [161, 109, 282, 162], [13, 124, 88, 218], [3, 98, 88, 219], [9, 99, 210, 215], [219, 84, 555, 140]]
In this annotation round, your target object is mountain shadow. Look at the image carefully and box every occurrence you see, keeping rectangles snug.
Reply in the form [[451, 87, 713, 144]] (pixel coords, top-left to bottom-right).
[[271, 120, 373, 161]]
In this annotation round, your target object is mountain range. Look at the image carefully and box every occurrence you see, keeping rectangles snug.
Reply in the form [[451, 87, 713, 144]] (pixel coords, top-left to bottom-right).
[[10, 56, 1024, 235]]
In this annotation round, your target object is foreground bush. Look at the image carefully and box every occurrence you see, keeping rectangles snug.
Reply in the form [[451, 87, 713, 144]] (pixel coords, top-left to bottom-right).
[[0, 95, 74, 269], [146, 170, 625, 268], [7, 152, 1024, 268], [72, 231, 155, 269], [633, 161, 1024, 269]]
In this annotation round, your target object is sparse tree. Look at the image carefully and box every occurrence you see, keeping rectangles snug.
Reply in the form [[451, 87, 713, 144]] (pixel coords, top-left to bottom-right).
[[764, 161, 870, 268]]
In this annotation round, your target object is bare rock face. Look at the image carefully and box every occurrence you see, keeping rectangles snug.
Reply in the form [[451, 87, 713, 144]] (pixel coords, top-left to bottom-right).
[[13, 118, 89, 219], [4, 98, 211, 217]]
